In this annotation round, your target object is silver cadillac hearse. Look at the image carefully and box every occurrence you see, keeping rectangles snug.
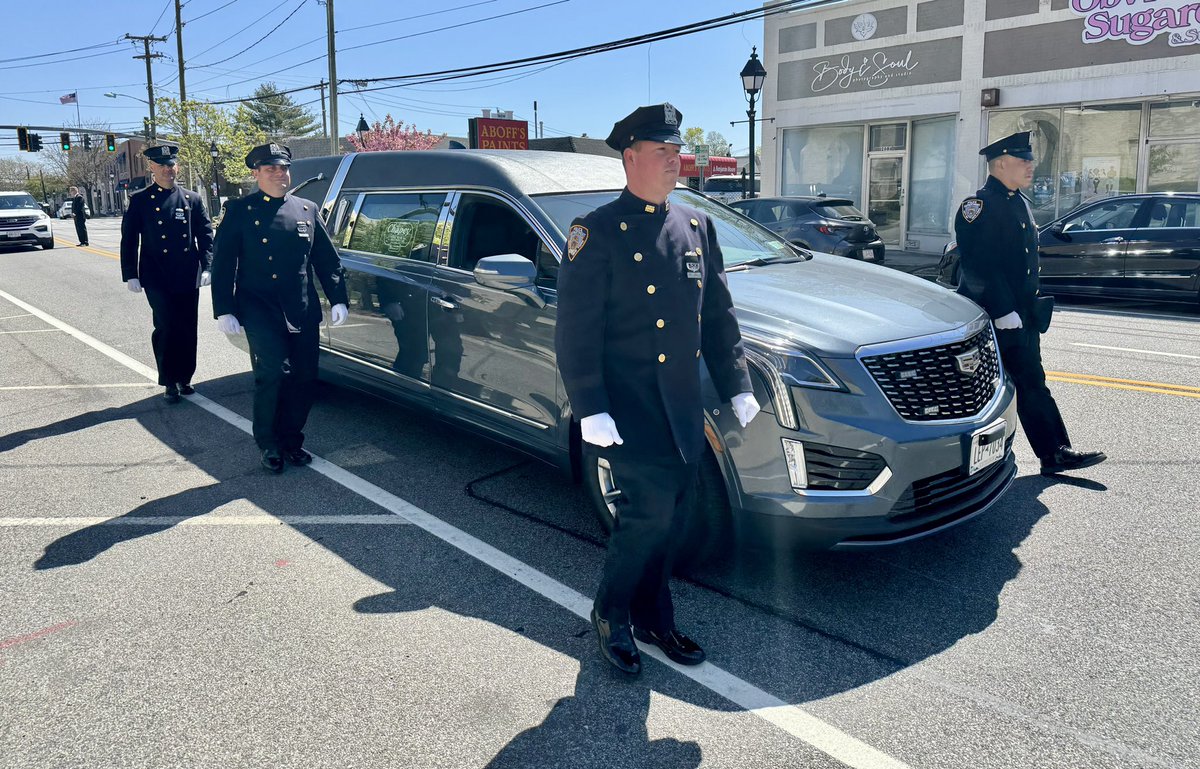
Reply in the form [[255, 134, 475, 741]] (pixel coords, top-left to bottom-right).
[[274, 150, 1017, 558]]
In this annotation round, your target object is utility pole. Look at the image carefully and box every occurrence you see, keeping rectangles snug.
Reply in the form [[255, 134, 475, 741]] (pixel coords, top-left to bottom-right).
[[125, 33, 166, 144], [318, 79, 328, 139], [175, 0, 194, 191], [325, 0, 339, 155]]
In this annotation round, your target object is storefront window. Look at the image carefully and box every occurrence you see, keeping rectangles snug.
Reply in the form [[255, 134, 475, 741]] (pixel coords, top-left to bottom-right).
[[987, 108, 1062, 225], [1147, 144, 1200, 193], [1149, 102, 1200, 139], [780, 126, 865, 207], [907, 116, 955, 234], [1059, 104, 1140, 215]]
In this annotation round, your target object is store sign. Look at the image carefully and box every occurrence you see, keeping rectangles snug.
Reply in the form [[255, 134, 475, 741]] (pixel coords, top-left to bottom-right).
[[468, 117, 529, 149], [1069, 0, 1200, 46], [780, 38, 962, 100], [811, 50, 919, 93]]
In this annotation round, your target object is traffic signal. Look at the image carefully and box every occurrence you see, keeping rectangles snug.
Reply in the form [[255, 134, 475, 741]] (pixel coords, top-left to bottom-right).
[[105, 133, 116, 152], [83, 134, 92, 150], [60, 132, 71, 151], [17, 127, 28, 151], [28, 133, 43, 152]]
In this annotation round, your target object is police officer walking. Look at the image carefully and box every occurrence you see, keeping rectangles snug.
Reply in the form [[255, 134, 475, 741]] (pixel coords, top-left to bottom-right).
[[210, 143, 349, 473], [555, 104, 761, 676], [955, 131, 1105, 476], [120, 145, 214, 403]]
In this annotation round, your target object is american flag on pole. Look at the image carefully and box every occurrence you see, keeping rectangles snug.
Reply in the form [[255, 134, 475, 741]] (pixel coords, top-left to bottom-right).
[[59, 92, 78, 105]]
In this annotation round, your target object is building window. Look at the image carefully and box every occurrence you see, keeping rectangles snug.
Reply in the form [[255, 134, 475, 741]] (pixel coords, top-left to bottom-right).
[[1060, 103, 1140, 213], [780, 125, 865, 207], [987, 108, 1062, 225], [907, 116, 955, 235], [1149, 101, 1200, 139], [869, 123, 907, 152]]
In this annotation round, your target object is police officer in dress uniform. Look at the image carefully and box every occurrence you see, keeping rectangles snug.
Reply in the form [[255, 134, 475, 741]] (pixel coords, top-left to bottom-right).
[[210, 143, 349, 473], [120, 145, 214, 403], [555, 104, 761, 676], [955, 131, 1105, 476]]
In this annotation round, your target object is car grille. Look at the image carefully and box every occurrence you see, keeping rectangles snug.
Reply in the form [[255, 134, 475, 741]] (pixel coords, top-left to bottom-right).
[[0, 216, 38, 230], [805, 443, 886, 491], [887, 436, 1015, 524], [861, 328, 1000, 421]]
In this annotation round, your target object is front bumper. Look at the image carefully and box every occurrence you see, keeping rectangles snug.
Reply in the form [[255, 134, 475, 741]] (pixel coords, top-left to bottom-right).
[[716, 351, 1018, 551], [0, 219, 53, 246]]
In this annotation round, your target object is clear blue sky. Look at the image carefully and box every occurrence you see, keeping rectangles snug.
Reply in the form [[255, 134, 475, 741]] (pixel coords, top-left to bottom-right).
[[0, 0, 775, 160]]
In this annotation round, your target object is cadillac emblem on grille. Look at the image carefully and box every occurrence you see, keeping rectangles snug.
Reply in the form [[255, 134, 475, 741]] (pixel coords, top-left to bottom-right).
[[954, 348, 982, 376]]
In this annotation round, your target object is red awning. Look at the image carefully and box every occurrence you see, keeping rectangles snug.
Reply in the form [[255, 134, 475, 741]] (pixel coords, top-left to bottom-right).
[[678, 154, 738, 178]]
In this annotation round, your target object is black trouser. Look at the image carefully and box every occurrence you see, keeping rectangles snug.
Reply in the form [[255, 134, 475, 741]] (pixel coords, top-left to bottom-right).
[[144, 287, 199, 387], [243, 310, 320, 453], [73, 216, 88, 244], [593, 452, 698, 634], [997, 325, 1069, 460]]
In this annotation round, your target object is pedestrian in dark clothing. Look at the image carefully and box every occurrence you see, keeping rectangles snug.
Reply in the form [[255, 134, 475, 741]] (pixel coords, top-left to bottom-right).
[[555, 104, 761, 676], [954, 131, 1105, 476], [120, 145, 214, 403], [69, 186, 88, 246], [210, 143, 349, 474]]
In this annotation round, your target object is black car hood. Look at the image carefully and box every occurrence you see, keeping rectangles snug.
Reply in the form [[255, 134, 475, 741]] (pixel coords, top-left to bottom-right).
[[727, 253, 984, 357]]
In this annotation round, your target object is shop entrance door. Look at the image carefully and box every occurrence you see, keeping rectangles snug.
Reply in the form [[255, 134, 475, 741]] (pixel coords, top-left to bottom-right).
[[867, 154, 906, 247]]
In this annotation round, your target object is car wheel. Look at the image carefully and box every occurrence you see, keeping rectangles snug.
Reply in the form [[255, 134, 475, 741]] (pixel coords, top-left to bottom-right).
[[583, 447, 731, 573], [40, 238, 54, 250]]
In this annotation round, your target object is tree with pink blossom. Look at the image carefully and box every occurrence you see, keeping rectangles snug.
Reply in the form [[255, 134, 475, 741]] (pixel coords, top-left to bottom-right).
[[347, 114, 446, 152]]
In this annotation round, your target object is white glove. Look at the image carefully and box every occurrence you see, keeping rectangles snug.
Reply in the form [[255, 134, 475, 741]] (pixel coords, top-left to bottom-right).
[[581, 413, 624, 447], [126, 279, 142, 293], [731, 392, 761, 428], [216, 314, 242, 335], [330, 303, 348, 326], [199, 271, 212, 287], [993, 311, 1023, 330]]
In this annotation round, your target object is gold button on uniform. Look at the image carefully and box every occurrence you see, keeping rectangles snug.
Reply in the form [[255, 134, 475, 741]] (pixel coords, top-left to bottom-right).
[[696, 350, 701, 358], [161, 235, 166, 239], [254, 220, 260, 226], [634, 252, 643, 262], [696, 279, 702, 287], [155, 207, 160, 212], [157, 220, 163, 225], [647, 285, 656, 294], [696, 247, 702, 255], [620, 222, 628, 231], [1021, 223, 1026, 229], [656, 319, 665, 328], [658, 354, 666, 363]]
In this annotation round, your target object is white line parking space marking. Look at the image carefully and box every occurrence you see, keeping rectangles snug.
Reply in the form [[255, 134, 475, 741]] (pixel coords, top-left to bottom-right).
[[0, 515, 412, 526], [1071, 342, 1200, 360], [0, 328, 63, 335], [0, 383, 157, 391], [0, 287, 909, 769]]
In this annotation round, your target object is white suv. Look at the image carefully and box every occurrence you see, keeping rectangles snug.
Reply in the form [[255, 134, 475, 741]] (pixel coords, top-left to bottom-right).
[[0, 192, 54, 249], [702, 174, 760, 204]]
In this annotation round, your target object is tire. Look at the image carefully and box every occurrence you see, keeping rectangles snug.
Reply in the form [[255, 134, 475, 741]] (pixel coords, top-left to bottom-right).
[[583, 447, 732, 573], [40, 238, 54, 250]]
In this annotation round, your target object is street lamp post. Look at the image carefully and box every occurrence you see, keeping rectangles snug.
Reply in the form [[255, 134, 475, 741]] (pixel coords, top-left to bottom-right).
[[355, 114, 370, 150], [739, 47, 767, 200], [209, 140, 220, 215], [105, 92, 155, 143]]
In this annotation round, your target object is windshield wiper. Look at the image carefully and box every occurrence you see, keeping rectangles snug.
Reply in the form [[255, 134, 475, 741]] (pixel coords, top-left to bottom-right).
[[727, 254, 806, 272]]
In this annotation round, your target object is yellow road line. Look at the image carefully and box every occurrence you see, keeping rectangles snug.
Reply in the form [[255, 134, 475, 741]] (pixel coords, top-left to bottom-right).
[[54, 237, 117, 259], [1046, 371, 1200, 399]]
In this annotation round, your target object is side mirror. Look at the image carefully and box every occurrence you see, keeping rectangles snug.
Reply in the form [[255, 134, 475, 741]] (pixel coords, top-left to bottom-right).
[[1047, 221, 1068, 239], [474, 254, 545, 308]]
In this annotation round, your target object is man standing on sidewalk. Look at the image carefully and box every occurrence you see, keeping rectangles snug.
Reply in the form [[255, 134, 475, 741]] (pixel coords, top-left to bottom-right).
[[120, 145, 214, 403]]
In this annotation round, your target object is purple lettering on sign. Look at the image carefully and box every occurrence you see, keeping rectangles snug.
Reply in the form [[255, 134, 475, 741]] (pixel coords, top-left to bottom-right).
[[1069, 0, 1200, 47]]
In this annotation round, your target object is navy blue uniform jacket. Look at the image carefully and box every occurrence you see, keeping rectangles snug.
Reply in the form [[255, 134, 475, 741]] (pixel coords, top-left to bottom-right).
[[555, 189, 751, 463], [954, 175, 1040, 324], [120, 184, 214, 293], [210, 191, 348, 332]]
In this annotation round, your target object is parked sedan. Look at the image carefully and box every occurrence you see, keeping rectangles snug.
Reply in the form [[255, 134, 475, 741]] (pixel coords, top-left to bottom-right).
[[57, 201, 91, 219], [938, 192, 1200, 304], [729, 196, 885, 262]]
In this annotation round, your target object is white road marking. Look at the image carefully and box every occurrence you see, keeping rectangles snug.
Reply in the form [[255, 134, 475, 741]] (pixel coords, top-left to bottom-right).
[[0, 515, 412, 526], [0, 286, 909, 769], [1070, 342, 1200, 360], [0, 313, 35, 320], [0, 383, 157, 390], [0, 328, 62, 335]]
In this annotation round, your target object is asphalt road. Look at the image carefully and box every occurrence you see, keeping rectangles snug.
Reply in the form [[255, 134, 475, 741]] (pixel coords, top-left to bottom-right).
[[1, 219, 1197, 769]]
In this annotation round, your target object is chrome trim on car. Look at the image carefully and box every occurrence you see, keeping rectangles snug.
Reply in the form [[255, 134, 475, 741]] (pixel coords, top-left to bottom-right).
[[794, 467, 893, 497], [440, 388, 552, 430], [322, 347, 431, 388], [744, 347, 799, 430], [319, 154, 357, 222]]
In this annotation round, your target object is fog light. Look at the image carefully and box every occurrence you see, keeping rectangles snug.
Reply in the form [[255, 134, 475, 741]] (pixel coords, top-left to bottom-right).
[[781, 438, 807, 491]]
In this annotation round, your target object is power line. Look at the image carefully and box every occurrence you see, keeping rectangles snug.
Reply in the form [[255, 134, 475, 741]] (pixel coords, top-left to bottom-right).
[[0, 39, 123, 65], [192, 0, 307, 69], [186, 0, 240, 24], [338, 0, 568, 53]]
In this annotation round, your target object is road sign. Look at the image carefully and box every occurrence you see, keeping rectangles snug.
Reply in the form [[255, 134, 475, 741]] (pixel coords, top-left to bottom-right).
[[695, 144, 710, 167]]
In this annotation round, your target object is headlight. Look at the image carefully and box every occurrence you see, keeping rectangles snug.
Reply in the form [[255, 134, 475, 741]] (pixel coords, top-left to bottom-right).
[[744, 339, 844, 430]]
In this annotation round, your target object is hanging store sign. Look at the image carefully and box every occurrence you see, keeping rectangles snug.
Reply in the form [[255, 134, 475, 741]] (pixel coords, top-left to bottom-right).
[[1069, 0, 1200, 47]]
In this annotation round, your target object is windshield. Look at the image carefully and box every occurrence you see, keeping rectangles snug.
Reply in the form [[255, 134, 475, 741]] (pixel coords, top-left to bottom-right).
[[535, 188, 805, 268], [0, 194, 40, 211]]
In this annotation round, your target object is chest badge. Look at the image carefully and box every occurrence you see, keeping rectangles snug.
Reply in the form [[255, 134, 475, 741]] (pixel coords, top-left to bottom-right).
[[174, 208, 186, 221], [296, 220, 311, 239], [686, 261, 702, 279], [962, 198, 983, 223]]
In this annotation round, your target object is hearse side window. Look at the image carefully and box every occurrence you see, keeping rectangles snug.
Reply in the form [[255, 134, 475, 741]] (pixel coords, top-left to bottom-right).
[[346, 193, 446, 262], [449, 194, 541, 272]]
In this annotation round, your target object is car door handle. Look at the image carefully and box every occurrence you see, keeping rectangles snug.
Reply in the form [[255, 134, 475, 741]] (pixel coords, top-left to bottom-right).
[[430, 296, 457, 310], [1101, 237, 1125, 244]]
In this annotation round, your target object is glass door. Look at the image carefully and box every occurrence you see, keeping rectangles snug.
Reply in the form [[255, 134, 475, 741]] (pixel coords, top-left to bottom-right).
[[867, 155, 905, 246]]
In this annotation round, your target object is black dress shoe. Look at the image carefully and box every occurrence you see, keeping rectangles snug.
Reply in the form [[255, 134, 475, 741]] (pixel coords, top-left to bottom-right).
[[177, 383, 195, 395], [283, 448, 312, 466], [163, 385, 180, 404], [1041, 446, 1107, 476], [260, 449, 285, 474], [633, 626, 706, 666], [591, 608, 641, 675]]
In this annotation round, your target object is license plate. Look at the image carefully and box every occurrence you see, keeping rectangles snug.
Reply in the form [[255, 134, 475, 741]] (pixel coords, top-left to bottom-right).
[[968, 421, 1006, 475], [862, 249, 876, 261], [4, 232, 20, 238]]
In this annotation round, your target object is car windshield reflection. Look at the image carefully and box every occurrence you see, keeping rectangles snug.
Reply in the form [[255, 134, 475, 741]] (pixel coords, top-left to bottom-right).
[[534, 188, 809, 268]]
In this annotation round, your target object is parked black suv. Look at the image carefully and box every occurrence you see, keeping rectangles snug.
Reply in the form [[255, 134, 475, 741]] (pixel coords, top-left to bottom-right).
[[938, 192, 1200, 304], [729, 196, 885, 262]]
